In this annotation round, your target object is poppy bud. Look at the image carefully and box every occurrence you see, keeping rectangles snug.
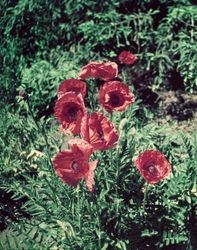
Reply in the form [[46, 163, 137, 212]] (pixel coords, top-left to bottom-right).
[[18, 89, 28, 100]]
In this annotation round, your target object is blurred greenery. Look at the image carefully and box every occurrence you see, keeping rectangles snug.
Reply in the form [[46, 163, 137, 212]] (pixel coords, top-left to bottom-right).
[[0, 0, 196, 249]]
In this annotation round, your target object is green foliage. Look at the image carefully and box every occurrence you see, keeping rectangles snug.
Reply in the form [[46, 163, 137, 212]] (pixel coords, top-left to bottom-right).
[[0, 0, 196, 109], [19, 51, 80, 115], [78, 9, 157, 55], [0, 0, 196, 249], [155, 5, 197, 91], [1, 99, 196, 249]]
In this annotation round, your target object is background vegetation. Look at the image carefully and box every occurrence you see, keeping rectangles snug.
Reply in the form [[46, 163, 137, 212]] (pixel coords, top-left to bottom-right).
[[0, 0, 196, 249]]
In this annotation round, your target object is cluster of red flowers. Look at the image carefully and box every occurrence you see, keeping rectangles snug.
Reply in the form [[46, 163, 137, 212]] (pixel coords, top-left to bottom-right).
[[52, 51, 172, 191]]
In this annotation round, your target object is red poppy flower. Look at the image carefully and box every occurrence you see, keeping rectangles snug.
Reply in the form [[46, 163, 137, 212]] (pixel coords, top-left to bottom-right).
[[78, 61, 118, 81], [54, 92, 87, 135], [99, 81, 135, 113], [57, 78, 86, 98], [118, 51, 137, 65], [133, 150, 172, 184], [81, 112, 119, 151], [53, 138, 97, 191]]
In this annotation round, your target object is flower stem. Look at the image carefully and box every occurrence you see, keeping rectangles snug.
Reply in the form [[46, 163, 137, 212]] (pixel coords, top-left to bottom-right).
[[143, 183, 149, 213], [91, 192, 102, 249], [76, 186, 81, 231], [110, 113, 114, 170]]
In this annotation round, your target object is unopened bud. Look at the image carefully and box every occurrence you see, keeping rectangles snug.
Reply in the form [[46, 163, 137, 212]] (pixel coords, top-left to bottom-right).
[[119, 118, 128, 132], [18, 89, 28, 99]]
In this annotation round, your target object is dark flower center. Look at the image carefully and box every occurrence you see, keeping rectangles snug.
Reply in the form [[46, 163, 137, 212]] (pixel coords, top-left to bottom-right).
[[71, 161, 80, 172], [110, 93, 120, 106], [97, 130, 104, 141], [146, 163, 157, 175], [69, 87, 79, 94], [68, 107, 78, 121]]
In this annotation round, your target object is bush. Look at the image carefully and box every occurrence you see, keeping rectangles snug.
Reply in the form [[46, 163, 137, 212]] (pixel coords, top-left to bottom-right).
[[0, 1, 196, 249], [0, 0, 196, 108], [1, 101, 196, 249]]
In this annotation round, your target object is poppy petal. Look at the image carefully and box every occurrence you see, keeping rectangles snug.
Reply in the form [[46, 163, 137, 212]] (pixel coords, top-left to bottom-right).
[[85, 160, 98, 192], [81, 112, 119, 151], [52, 139, 93, 189], [134, 150, 172, 184], [68, 138, 93, 159], [99, 81, 135, 113], [57, 78, 87, 98], [78, 61, 118, 81], [54, 92, 87, 135]]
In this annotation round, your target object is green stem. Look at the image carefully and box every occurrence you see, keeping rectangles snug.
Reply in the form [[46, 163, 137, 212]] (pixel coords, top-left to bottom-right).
[[76, 186, 81, 231], [143, 183, 149, 213], [191, 17, 194, 43], [114, 113, 122, 215], [102, 151, 110, 190], [110, 113, 114, 170], [91, 192, 102, 249], [115, 149, 120, 215]]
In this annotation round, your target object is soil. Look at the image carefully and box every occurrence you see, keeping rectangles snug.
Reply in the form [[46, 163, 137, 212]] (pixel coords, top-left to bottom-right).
[[0, 189, 30, 232], [155, 90, 197, 133], [137, 87, 197, 132], [156, 90, 197, 122]]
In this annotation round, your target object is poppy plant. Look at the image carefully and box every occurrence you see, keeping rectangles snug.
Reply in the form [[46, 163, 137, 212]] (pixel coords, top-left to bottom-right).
[[57, 78, 87, 99], [118, 51, 137, 65], [52, 138, 97, 191], [81, 112, 119, 151], [133, 150, 172, 184], [54, 92, 87, 135], [78, 61, 118, 81], [99, 81, 135, 113]]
